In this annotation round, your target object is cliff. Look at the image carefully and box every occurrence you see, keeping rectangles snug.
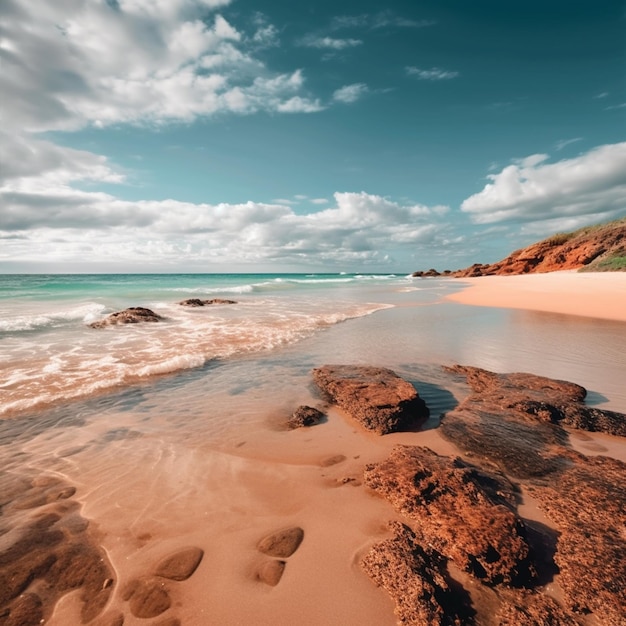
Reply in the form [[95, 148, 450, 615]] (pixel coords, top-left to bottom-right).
[[414, 217, 626, 277], [453, 217, 626, 277]]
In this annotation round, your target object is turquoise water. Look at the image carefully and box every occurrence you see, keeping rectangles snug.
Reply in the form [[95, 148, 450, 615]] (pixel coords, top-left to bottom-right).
[[1, 273, 625, 417]]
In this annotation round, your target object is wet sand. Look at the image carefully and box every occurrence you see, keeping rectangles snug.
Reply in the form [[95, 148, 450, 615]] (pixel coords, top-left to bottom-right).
[[447, 271, 626, 322], [2, 276, 625, 625]]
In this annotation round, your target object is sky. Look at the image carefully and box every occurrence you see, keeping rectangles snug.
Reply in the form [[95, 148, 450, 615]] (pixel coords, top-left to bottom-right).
[[1, 0, 625, 273]]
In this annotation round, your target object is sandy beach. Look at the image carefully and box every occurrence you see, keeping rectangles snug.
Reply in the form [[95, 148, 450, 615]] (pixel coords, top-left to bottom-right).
[[1, 273, 625, 625], [447, 270, 626, 322]]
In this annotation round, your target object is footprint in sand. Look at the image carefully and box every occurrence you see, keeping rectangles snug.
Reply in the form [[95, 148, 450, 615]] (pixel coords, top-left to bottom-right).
[[255, 526, 304, 586]]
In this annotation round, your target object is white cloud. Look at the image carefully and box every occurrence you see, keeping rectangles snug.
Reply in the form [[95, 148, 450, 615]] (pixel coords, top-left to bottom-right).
[[554, 137, 582, 151], [406, 67, 459, 80], [0, 0, 321, 132], [0, 147, 450, 267], [461, 142, 626, 224], [299, 36, 363, 50], [332, 83, 369, 104]]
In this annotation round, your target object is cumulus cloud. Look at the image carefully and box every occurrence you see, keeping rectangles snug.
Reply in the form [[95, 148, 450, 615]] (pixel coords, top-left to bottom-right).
[[0, 146, 450, 267], [333, 83, 369, 104], [461, 142, 626, 225], [1, 0, 321, 131], [406, 67, 459, 80]]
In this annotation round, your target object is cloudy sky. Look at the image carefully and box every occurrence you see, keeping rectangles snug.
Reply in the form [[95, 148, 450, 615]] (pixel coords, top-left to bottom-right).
[[1, 0, 625, 273]]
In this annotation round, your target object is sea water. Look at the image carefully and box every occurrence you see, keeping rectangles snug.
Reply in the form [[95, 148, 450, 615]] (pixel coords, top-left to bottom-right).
[[1, 273, 625, 419]]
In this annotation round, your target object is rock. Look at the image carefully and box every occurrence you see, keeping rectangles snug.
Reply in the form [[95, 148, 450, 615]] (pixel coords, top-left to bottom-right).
[[312, 365, 429, 435], [441, 366, 626, 475], [286, 405, 325, 429], [123, 577, 171, 618], [90, 307, 162, 328], [361, 521, 474, 626], [178, 298, 237, 306], [257, 560, 286, 586], [154, 546, 204, 581], [496, 591, 580, 625], [364, 446, 534, 585], [526, 454, 626, 623], [256, 527, 304, 558]]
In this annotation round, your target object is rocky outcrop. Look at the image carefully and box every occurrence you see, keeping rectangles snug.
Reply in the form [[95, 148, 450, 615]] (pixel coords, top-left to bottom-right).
[[178, 298, 237, 306], [90, 307, 162, 328], [311, 365, 429, 435], [360, 365, 625, 624], [451, 218, 626, 276], [361, 521, 474, 625], [526, 454, 626, 623], [364, 446, 534, 586]]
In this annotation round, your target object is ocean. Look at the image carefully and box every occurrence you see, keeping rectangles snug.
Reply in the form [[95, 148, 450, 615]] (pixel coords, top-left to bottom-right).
[[2, 273, 625, 624], [1, 272, 625, 419]]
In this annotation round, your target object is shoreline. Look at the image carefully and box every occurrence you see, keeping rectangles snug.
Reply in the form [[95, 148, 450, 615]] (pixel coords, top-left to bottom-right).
[[446, 270, 626, 322]]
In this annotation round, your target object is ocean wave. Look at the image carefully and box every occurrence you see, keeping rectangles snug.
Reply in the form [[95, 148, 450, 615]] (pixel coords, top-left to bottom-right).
[[0, 299, 391, 417], [0, 303, 107, 332]]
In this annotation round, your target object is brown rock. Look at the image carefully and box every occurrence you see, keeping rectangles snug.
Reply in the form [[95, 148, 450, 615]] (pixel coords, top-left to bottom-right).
[[179, 298, 237, 306], [441, 366, 626, 477], [90, 307, 162, 328], [256, 527, 304, 558], [497, 591, 580, 625], [257, 560, 286, 586], [527, 454, 626, 623], [286, 405, 325, 429], [361, 521, 474, 626], [312, 365, 429, 435], [154, 546, 204, 581], [364, 446, 534, 585], [123, 577, 171, 618]]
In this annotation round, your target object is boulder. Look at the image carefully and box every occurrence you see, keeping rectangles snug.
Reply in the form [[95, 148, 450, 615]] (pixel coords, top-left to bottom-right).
[[286, 406, 325, 429], [364, 446, 535, 586], [89, 307, 162, 328], [311, 365, 429, 435], [361, 521, 473, 625]]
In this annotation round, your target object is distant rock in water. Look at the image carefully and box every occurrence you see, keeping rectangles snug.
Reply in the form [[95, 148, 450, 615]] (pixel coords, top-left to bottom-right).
[[312, 365, 429, 435], [179, 298, 237, 306], [90, 307, 163, 328]]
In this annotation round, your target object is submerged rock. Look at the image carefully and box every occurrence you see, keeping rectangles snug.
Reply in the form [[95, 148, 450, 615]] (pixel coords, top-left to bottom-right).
[[312, 365, 429, 434], [440, 365, 626, 476], [89, 307, 162, 328], [178, 298, 237, 306]]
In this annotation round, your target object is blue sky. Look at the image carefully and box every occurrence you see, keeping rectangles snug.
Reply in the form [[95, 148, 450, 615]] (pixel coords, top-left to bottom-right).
[[1, 0, 625, 272]]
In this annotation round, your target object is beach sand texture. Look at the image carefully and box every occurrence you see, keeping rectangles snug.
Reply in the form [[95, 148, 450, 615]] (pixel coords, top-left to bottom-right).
[[1, 272, 624, 625], [448, 270, 626, 322]]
